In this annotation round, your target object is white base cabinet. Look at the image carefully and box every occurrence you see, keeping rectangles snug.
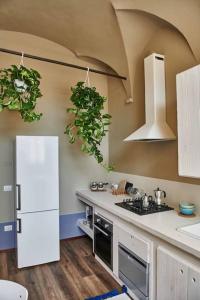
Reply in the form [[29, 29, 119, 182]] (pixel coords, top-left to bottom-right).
[[157, 247, 188, 300], [157, 247, 200, 300], [188, 268, 200, 300]]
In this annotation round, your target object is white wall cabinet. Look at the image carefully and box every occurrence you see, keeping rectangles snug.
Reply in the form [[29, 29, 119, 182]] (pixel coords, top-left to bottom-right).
[[157, 247, 200, 300], [176, 65, 200, 178]]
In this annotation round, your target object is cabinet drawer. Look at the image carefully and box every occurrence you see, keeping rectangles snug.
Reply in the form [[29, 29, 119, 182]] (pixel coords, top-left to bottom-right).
[[118, 226, 149, 262]]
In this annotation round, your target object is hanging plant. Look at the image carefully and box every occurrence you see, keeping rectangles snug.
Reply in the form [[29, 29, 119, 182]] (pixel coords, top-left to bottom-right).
[[0, 64, 42, 122], [65, 81, 113, 171]]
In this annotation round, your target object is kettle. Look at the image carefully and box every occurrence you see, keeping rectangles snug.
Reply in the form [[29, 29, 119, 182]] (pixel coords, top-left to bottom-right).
[[154, 188, 166, 205], [142, 193, 153, 208]]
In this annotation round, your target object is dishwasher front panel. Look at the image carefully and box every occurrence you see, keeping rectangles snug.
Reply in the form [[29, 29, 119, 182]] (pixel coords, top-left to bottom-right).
[[119, 244, 149, 300]]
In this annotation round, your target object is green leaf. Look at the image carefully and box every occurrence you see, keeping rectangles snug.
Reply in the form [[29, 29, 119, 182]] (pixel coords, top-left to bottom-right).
[[65, 81, 113, 171], [102, 114, 112, 119], [0, 64, 42, 122], [67, 108, 78, 114]]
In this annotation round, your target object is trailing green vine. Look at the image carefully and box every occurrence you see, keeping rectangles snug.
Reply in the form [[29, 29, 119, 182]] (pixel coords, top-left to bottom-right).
[[0, 64, 42, 122], [65, 81, 113, 171]]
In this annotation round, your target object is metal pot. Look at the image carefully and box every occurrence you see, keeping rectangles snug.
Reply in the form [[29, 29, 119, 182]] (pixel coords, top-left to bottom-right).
[[90, 182, 98, 191]]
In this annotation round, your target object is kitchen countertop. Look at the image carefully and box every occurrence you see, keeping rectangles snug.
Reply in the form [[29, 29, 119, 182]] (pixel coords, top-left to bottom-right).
[[76, 189, 200, 259]]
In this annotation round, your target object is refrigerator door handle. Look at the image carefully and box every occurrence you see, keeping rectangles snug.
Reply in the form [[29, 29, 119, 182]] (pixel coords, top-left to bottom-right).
[[17, 218, 22, 233], [16, 184, 21, 211]]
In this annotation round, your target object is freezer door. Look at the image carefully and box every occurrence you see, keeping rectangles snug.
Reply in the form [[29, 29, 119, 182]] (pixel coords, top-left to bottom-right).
[[16, 136, 59, 213], [17, 210, 60, 268]]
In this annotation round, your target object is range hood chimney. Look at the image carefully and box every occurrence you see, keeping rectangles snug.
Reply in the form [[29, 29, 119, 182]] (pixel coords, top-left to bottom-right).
[[124, 53, 176, 142]]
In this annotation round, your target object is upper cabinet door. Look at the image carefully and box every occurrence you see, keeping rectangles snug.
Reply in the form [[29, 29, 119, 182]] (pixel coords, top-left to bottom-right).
[[157, 247, 188, 300], [176, 65, 200, 178], [16, 136, 59, 213]]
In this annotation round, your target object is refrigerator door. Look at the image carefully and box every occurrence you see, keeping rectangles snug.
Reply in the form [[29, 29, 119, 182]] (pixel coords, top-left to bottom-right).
[[16, 136, 59, 213], [17, 210, 60, 268]]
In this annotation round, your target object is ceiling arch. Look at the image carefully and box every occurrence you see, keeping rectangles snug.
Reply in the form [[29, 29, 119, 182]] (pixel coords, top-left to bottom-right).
[[0, 0, 130, 96], [112, 0, 200, 62], [0, 0, 199, 101]]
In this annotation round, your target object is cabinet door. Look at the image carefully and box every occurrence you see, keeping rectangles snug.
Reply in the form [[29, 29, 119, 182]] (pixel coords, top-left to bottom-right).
[[188, 268, 200, 300], [157, 247, 188, 300], [17, 210, 60, 268], [176, 65, 200, 178]]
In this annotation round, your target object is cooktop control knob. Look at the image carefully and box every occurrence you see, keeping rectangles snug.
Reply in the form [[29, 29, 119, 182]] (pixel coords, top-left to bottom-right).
[[96, 218, 101, 223], [104, 224, 109, 229]]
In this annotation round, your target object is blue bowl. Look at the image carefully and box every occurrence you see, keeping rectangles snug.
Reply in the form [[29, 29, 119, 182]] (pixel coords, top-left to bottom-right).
[[179, 206, 195, 215]]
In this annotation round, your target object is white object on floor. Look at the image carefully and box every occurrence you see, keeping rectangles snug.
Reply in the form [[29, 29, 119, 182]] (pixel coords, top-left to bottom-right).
[[177, 222, 200, 239], [107, 294, 131, 299], [0, 280, 28, 300]]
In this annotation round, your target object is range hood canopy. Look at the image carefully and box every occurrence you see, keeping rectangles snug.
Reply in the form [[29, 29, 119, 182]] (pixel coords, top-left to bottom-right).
[[124, 53, 176, 142]]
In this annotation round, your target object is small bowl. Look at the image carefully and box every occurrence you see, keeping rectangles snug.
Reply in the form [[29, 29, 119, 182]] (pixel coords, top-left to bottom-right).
[[180, 202, 195, 209], [179, 204, 195, 215]]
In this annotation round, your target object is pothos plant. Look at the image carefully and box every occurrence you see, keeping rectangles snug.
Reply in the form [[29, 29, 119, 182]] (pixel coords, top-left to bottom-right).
[[65, 81, 113, 171], [0, 64, 42, 122]]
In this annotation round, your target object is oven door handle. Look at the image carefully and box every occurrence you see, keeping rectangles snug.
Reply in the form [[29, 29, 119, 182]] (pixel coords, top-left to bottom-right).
[[94, 224, 109, 237]]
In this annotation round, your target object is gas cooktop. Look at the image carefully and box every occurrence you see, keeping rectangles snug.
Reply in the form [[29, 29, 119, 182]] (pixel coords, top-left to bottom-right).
[[115, 198, 174, 216]]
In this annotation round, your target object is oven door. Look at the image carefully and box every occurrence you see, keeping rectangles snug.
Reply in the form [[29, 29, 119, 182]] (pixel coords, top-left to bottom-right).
[[94, 224, 112, 270]]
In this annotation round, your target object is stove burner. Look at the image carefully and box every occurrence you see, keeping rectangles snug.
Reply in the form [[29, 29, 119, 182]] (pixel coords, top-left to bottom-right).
[[115, 199, 173, 215]]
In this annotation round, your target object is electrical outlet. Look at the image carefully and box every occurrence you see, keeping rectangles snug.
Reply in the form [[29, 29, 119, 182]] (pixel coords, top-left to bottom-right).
[[3, 185, 12, 192], [4, 225, 13, 232]]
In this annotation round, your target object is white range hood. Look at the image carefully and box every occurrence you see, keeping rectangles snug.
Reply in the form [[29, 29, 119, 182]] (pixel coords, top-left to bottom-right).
[[124, 53, 176, 142]]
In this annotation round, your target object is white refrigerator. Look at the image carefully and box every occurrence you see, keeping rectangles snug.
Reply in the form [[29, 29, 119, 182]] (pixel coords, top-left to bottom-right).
[[15, 136, 60, 268]]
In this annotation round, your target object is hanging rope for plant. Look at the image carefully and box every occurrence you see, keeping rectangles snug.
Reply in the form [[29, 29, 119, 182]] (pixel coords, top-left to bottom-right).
[[0, 51, 43, 122], [84, 67, 90, 87], [65, 67, 113, 171]]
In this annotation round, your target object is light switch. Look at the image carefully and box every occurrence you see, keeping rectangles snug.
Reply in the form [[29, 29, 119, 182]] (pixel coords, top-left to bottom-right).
[[4, 225, 13, 232], [3, 185, 12, 192]]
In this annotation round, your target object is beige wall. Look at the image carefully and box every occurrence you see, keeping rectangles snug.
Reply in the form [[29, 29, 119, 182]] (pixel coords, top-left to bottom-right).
[[0, 1, 200, 224], [108, 11, 200, 185], [0, 31, 109, 222]]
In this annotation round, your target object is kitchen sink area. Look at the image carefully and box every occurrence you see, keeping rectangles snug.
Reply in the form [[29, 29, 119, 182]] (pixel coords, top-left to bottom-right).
[[177, 222, 200, 240]]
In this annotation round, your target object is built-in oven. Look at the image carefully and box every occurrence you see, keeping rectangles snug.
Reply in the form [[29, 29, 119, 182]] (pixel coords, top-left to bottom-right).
[[119, 243, 149, 300], [94, 213, 113, 270]]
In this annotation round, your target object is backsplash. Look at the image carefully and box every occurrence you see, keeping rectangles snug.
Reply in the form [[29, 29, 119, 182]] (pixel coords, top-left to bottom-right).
[[108, 172, 200, 213]]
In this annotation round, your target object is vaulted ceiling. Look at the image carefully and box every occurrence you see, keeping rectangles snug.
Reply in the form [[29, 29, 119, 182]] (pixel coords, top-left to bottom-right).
[[0, 0, 199, 100]]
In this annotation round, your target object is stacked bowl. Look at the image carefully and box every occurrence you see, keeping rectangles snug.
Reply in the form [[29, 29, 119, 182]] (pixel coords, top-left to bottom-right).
[[179, 202, 195, 215]]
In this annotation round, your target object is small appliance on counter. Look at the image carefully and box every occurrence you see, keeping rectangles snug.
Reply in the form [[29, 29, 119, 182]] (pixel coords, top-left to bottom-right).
[[90, 181, 108, 192], [154, 188, 166, 205]]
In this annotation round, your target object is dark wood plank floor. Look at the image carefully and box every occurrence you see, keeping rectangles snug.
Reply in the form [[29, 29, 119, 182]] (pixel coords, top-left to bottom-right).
[[0, 237, 120, 300]]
